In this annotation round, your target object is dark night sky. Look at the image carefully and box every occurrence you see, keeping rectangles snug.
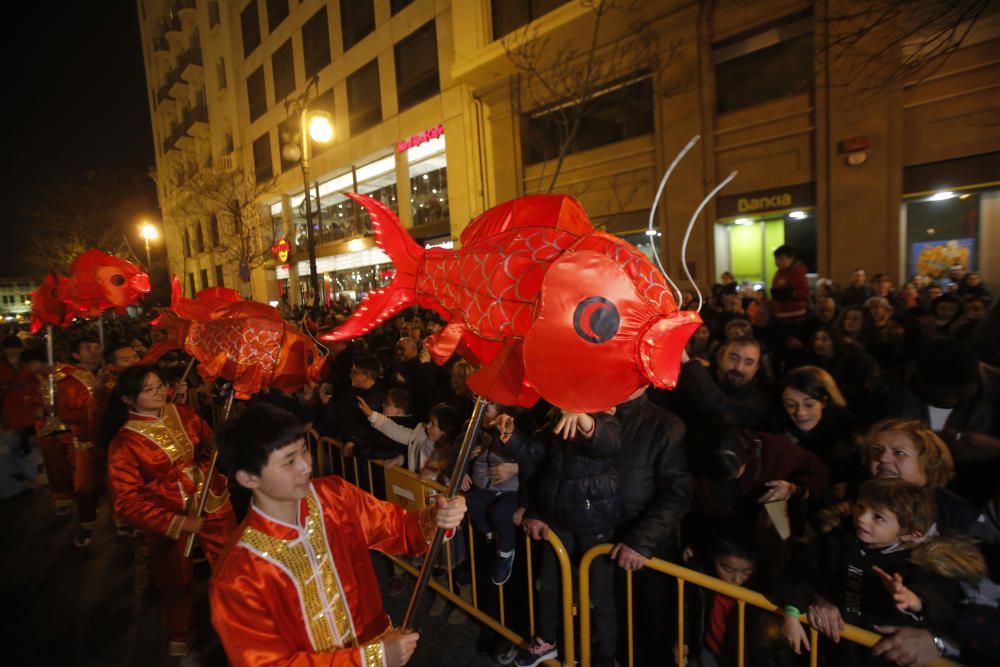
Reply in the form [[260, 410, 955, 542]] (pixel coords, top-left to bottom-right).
[[1, 3, 157, 275]]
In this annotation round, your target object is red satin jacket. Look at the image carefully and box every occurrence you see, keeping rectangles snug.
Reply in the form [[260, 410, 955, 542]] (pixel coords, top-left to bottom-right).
[[55, 364, 97, 446], [107, 403, 230, 539], [210, 477, 436, 667], [1, 367, 43, 430]]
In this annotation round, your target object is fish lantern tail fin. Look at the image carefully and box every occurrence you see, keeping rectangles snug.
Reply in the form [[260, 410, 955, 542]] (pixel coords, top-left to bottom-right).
[[321, 193, 426, 341]]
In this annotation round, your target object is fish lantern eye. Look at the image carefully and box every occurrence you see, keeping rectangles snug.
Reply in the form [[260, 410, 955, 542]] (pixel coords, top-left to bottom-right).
[[111, 274, 126, 286], [572, 296, 620, 344]]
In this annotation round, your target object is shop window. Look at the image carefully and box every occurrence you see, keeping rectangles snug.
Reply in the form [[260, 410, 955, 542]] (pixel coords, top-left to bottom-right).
[[492, 0, 570, 40], [265, 0, 288, 33], [905, 193, 980, 279], [241, 0, 261, 57], [714, 11, 813, 114], [253, 132, 274, 182], [713, 211, 816, 287], [272, 39, 296, 103], [347, 59, 382, 136], [522, 74, 653, 165], [341, 0, 375, 51], [210, 214, 221, 246], [302, 7, 331, 80], [395, 21, 439, 111], [200, 268, 210, 290], [391, 0, 414, 15], [215, 264, 226, 288], [247, 66, 267, 122], [408, 155, 448, 227]]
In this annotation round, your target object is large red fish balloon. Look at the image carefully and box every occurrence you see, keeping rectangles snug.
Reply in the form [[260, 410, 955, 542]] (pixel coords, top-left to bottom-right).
[[29, 272, 74, 333], [158, 275, 243, 323], [64, 250, 151, 317], [141, 281, 324, 399], [323, 193, 702, 412]]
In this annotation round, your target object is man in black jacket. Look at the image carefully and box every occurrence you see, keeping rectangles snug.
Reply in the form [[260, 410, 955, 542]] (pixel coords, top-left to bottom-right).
[[612, 386, 693, 666], [669, 336, 769, 429]]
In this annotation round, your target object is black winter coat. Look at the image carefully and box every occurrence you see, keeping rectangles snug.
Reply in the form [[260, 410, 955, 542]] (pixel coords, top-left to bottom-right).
[[614, 393, 692, 557], [506, 411, 622, 534]]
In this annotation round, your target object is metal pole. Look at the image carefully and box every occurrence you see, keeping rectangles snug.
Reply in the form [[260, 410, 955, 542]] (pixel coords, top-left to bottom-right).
[[183, 387, 235, 558], [301, 106, 320, 308], [402, 395, 489, 631]]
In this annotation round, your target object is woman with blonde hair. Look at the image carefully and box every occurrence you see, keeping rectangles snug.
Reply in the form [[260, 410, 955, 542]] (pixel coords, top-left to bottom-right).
[[863, 419, 998, 542], [775, 365, 859, 495]]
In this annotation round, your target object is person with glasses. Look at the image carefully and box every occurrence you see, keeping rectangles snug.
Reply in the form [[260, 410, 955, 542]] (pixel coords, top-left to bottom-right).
[[99, 364, 236, 660]]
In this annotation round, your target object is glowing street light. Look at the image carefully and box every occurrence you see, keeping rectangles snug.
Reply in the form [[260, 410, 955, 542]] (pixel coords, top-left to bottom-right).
[[140, 221, 158, 271]]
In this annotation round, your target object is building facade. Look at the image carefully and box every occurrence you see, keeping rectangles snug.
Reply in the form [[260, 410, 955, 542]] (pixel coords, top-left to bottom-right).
[[138, 0, 1000, 305], [0, 278, 37, 322]]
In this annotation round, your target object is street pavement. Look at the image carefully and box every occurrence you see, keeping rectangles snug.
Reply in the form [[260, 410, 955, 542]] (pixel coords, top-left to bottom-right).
[[0, 487, 504, 666]]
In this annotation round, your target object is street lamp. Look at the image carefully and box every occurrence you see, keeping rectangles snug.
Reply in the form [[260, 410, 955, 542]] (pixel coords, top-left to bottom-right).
[[140, 221, 159, 271], [283, 76, 334, 307]]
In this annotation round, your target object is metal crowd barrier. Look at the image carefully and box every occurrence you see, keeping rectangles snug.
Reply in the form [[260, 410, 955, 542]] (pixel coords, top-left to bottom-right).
[[306, 430, 571, 667], [578, 544, 963, 667]]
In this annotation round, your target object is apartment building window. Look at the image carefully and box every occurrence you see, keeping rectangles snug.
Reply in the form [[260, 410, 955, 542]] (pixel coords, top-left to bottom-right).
[[266, 0, 289, 32], [188, 273, 196, 297], [247, 66, 267, 121], [241, 0, 261, 57], [216, 57, 227, 91], [713, 11, 813, 114], [253, 132, 274, 182], [522, 74, 653, 165], [183, 229, 192, 256], [215, 264, 226, 288], [492, 0, 570, 40], [395, 21, 439, 111], [302, 7, 331, 80], [209, 1, 221, 28], [200, 268, 210, 290], [272, 39, 296, 103], [210, 214, 221, 246], [195, 221, 205, 253], [341, 0, 375, 51], [391, 0, 414, 14], [347, 59, 382, 136]]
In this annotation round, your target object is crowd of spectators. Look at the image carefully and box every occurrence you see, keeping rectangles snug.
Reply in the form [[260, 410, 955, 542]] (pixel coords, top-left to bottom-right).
[[1, 249, 997, 667]]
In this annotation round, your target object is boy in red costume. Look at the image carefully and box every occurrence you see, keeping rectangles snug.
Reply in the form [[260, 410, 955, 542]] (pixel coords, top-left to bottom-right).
[[211, 403, 467, 667]]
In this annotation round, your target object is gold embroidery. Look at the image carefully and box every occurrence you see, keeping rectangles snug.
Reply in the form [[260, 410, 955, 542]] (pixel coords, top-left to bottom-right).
[[166, 515, 184, 540], [362, 640, 385, 667], [240, 493, 355, 652], [70, 368, 97, 396], [72, 437, 93, 452], [124, 404, 195, 464], [418, 508, 437, 545]]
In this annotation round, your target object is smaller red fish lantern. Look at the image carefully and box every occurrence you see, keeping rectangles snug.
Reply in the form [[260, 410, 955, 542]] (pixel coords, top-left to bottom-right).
[[141, 278, 325, 399], [29, 273, 73, 333], [271, 238, 290, 263], [64, 250, 151, 317]]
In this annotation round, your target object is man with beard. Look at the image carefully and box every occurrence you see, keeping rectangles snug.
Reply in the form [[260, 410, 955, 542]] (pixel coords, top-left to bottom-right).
[[668, 336, 768, 429]]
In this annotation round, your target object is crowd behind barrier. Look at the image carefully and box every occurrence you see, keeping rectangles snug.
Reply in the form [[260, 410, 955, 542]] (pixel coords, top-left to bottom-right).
[[1, 256, 998, 667]]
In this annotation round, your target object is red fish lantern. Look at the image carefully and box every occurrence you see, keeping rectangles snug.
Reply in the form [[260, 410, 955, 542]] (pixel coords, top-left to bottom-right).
[[141, 279, 325, 399], [64, 249, 151, 317], [29, 273, 74, 333], [322, 193, 702, 412]]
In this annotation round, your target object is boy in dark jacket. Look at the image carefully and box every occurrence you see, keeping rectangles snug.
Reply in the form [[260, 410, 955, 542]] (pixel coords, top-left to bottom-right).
[[777, 479, 971, 665]]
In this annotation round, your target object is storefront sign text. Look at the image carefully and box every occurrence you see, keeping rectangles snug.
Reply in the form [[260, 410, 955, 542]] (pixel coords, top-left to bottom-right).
[[738, 193, 792, 213], [396, 124, 444, 153], [271, 238, 290, 262]]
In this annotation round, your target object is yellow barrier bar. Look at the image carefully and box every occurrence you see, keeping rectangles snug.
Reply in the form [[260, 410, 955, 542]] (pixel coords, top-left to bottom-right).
[[352, 457, 360, 485], [367, 459, 374, 492], [553, 533, 575, 667], [577, 544, 963, 667], [626, 571, 634, 667], [677, 579, 685, 667], [738, 599, 745, 667], [467, 520, 478, 609], [499, 574, 506, 627], [445, 531, 454, 592], [810, 627, 818, 667], [526, 535, 535, 637]]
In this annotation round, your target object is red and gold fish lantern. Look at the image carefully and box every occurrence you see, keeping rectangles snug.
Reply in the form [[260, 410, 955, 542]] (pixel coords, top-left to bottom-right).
[[29, 273, 73, 333], [322, 193, 702, 412], [64, 249, 151, 317]]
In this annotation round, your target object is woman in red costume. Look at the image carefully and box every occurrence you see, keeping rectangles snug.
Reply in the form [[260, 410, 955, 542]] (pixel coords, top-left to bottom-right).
[[100, 364, 237, 658]]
